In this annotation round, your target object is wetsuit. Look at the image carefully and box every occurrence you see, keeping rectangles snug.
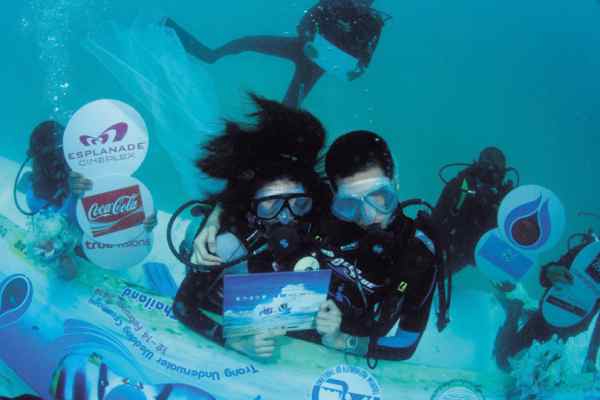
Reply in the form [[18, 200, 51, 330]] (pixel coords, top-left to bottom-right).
[[432, 166, 512, 274], [318, 211, 439, 360], [494, 239, 600, 371], [167, 0, 384, 107]]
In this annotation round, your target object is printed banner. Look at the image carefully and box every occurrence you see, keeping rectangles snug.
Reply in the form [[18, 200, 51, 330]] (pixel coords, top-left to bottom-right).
[[0, 212, 507, 400]]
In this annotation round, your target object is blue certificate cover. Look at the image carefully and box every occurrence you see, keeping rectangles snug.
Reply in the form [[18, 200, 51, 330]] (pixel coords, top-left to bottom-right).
[[223, 270, 332, 338]]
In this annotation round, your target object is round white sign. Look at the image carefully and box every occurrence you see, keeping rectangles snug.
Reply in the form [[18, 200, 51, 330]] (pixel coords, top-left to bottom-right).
[[542, 241, 600, 328], [497, 185, 565, 254], [76, 175, 154, 245], [63, 99, 149, 177], [82, 232, 153, 271]]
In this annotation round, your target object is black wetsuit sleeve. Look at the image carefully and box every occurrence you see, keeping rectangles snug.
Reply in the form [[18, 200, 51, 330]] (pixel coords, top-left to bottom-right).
[[368, 237, 438, 361], [173, 272, 226, 346], [431, 174, 465, 255], [432, 174, 464, 223], [369, 291, 434, 360], [539, 243, 586, 288]]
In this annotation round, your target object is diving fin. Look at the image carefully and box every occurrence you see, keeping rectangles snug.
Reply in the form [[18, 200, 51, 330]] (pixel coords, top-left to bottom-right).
[[143, 262, 178, 298]]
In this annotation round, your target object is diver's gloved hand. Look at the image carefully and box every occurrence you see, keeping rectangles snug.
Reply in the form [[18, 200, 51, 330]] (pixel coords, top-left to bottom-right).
[[191, 205, 223, 267], [67, 171, 93, 197], [226, 328, 286, 360], [545, 264, 574, 288]]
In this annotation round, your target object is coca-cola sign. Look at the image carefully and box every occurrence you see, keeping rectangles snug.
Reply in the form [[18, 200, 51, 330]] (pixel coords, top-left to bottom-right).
[[77, 175, 154, 245], [82, 185, 145, 238]]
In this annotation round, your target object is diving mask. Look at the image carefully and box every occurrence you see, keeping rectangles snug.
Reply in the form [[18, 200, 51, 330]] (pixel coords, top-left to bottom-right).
[[252, 185, 312, 224], [332, 177, 398, 225]]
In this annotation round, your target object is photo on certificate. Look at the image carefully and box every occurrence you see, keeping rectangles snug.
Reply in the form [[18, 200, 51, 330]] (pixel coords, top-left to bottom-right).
[[222, 270, 332, 338]]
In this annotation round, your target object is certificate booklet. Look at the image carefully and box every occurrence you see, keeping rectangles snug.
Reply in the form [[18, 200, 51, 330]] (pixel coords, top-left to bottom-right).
[[223, 270, 332, 338]]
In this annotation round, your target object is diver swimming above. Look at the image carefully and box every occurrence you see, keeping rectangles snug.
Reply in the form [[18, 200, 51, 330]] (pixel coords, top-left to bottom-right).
[[432, 147, 517, 274], [172, 93, 330, 360], [164, 0, 386, 107]]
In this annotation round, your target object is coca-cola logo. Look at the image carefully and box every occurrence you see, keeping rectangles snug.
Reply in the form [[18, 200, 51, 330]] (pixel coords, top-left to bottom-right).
[[79, 122, 128, 146], [82, 185, 145, 238], [87, 194, 139, 222]]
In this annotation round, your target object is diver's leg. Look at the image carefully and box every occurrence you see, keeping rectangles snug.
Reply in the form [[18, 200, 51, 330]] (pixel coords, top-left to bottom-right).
[[166, 17, 303, 64], [164, 18, 218, 63], [493, 299, 524, 371], [213, 36, 303, 62], [283, 61, 324, 108], [501, 311, 555, 366]]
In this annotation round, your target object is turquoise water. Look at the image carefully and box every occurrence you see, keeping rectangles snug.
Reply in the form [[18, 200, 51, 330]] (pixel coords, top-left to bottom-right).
[[1, 0, 599, 398]]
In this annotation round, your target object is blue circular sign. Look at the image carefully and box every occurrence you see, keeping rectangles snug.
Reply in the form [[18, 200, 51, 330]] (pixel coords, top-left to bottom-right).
[[312, 364, 381, 400]]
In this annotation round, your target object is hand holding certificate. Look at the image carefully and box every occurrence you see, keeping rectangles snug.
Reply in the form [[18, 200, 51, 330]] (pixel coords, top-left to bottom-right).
[[223, 270, 332, 338]]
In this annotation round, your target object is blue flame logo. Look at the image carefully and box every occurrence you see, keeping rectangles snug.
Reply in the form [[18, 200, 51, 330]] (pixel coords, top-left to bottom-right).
[[0, 274, 33, 329], [504, 194, 551, 250]]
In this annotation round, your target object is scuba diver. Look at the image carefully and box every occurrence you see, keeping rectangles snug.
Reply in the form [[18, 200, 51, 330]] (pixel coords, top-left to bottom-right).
[[432, 147, 516, 274], [17, 120, 92, 221], [172, 94, 330, 360], [15, 120, 157, 278], [313, 131, 447, 364], [164, 0, 386, 107], [190, 130, 449, 365], [493, 227, 600, 372], [14, 120, 92, 279]]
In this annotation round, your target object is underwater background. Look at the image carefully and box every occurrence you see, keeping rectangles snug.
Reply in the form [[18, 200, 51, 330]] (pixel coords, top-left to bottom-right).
[[0, 0, 599, 399]]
